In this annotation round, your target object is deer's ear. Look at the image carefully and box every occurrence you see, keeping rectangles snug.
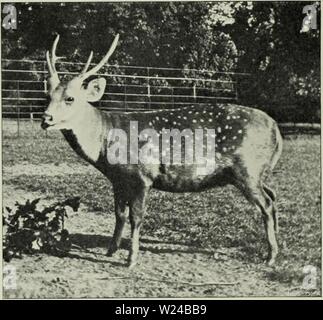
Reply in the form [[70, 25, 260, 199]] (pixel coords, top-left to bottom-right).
[[85, 78, 106, 102]]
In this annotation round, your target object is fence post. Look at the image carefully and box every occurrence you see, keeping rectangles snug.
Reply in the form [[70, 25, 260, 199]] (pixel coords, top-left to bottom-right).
[[43, 61, 47, 93], [42, 61, 48, 138], [124, 85, 127, 110], [235, 78, 238, 102], [17, 81, 20, 137], [171, 87, 174, 109], [193, 84, 196, 103], [30, 112, 34, 133], [147, 67, 151, 109], [43, 80, 47, 94]]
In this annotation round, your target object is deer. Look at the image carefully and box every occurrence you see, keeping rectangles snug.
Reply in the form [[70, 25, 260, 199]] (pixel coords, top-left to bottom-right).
[[42, 34, 283, 269]]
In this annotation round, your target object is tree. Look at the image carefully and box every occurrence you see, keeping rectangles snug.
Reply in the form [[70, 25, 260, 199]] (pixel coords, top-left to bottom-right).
[[226, 1, 320, 121], [2, 2, 320, 122], [2, 2, 237, 70]]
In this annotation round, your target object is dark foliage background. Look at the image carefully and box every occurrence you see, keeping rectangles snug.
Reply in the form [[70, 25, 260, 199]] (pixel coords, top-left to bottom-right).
[[1, 1, 320, 122]]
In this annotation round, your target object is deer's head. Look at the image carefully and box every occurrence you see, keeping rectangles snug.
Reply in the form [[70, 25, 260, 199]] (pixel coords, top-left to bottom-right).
[[41, 34, 119, 130]]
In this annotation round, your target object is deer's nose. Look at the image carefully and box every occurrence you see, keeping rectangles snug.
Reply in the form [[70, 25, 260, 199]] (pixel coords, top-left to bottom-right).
[[41, 112, 54, 130], [42, 112, 53, 122]]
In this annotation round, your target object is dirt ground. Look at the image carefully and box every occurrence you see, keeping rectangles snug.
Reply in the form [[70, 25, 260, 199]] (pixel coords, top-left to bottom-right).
[[2, 163, 320, 298]]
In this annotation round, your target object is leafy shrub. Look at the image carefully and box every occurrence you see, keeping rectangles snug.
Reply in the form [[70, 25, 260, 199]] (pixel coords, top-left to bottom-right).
[[3, 197, 80, 262]]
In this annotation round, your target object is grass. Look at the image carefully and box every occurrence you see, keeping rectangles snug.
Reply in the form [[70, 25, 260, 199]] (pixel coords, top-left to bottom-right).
[[2, 123, 321, 288]]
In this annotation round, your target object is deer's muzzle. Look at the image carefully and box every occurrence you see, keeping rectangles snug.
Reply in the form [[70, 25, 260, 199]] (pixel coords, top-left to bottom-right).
[[41, 113, 54, 130]]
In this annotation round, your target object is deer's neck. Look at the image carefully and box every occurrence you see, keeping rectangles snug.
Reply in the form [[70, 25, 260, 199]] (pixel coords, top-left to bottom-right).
[[62, 105, 111, 164]]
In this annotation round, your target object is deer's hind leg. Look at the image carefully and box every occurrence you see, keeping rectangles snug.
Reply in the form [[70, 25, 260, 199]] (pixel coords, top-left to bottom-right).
[[263, 183, 279, 233], [232, 169, 278, 266]]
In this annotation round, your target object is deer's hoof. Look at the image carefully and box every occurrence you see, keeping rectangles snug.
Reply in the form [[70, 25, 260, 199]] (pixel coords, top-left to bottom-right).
[[127, 261, 137, 270], [127, 257, 137, 269], [267, 257, 276, 267]]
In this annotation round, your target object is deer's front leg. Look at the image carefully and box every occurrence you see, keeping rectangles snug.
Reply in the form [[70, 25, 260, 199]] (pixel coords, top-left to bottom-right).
[[127, 188, 149, 269], [107, 193, 128, 257]]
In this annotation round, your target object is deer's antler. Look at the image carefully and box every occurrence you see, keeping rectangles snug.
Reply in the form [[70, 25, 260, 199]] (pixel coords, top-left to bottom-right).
[[81, 51, 93, 74], [46, 33, 119, 92], [78, 34, 119, 81], [46, 34, 65, 93]]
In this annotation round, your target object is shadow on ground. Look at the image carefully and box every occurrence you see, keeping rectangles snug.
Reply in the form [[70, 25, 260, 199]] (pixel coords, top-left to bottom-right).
[[70, 233, 215, 256]]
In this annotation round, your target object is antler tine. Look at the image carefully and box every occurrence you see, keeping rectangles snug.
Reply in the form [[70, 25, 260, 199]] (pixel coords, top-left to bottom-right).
[[79, 34, 119, 81], [46, 50, 54, 76], [50, 34, 65, 73], [46, 34, 62, 93], [81, 51, 93, 74], [50, 34, 60, 72]]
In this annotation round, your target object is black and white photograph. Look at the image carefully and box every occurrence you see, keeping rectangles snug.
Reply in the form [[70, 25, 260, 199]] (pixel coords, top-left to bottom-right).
[[1, 1, 321, 299]]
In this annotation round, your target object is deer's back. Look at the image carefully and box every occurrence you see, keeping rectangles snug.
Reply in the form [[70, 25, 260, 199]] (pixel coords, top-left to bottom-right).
[[100, 104, 279, 193]]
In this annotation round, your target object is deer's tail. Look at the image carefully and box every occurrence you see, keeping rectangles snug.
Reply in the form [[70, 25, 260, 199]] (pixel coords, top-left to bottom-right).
[[270, 122, 283, 171]]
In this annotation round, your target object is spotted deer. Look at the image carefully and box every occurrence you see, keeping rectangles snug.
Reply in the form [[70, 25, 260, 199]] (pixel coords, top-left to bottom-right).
[[42, 34, 283, 268]]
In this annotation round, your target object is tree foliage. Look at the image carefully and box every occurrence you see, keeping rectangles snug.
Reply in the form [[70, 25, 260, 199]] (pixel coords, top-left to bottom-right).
[[1, 1, 320, 121], [226, 1, 320, 121]]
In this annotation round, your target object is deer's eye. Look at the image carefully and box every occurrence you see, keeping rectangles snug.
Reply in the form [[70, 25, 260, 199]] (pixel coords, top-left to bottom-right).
[[65, 97, 74, 104]]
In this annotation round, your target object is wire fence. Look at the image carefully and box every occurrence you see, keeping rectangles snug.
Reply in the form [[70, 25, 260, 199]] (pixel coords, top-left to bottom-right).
[[2, 59, 319, 137], [2, 58, 247, 120]]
